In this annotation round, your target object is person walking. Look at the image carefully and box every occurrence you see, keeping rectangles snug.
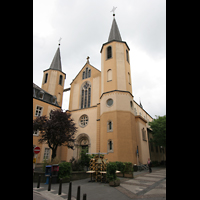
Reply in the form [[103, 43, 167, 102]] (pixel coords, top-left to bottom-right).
[[147, 158, 152, 173]]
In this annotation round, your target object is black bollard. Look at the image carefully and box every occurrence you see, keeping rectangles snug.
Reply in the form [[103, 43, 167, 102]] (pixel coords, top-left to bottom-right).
[[58, 178, 62, 195], [48, 176, 52, 191], [37, 175, 41, 188], [77, 186, 80, 200], [68, 182, 72, 200], [83, 193, 87, 200]]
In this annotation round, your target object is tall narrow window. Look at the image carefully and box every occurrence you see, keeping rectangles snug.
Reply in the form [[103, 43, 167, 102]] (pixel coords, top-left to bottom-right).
[[80, 82, 91, 109], [107, 69, 112, 81], [82, 71, 85, 79], [85, 68, 88, 78], [108, 140, 113, 152], [88, 88, 91, 107], [107, 46, 112, 59], [88, 69, 91, 77], [59, 75, 63, 85], [128, 72, 131, 84], [109, 141, 112, 150], [126, 49, 129, 63], [81, 89, 84, 109], [44, 73, 48, 84], [107, 121, 113, 132]]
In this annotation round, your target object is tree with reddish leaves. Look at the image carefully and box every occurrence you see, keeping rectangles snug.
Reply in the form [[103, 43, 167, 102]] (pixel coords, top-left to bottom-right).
[[33, 109, 77, 161]]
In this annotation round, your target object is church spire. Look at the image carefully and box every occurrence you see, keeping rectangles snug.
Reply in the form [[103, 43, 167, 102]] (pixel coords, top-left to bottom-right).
[[49, 45, 62, 71], [108, 7, 122, 42]]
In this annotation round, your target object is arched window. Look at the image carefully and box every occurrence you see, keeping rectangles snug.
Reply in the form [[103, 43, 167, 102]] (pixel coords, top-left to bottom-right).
[[128, 72, 131, 84], [59, 75, 63, 85], [88, 69, 91, 78], [82, 71, 85, 79], [44, 73, 48, 84], [107, 46, 112, 59], [107, 121, 113, 132], [81, 82, 91, 109], [108, 139, 113, 152], [126, 49, 129, 63], [107, 69, 112, 81], [82, 67, 91, 80]]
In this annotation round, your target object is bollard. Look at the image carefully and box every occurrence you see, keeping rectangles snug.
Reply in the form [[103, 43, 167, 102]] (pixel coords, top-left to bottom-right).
[[58, 178, 62, 195], [77, 186, 80, 200], [48, 176, 52, 191], [37, 175, 41, 188], [68, 182, 72, 200], [83, 193, 87, 200]]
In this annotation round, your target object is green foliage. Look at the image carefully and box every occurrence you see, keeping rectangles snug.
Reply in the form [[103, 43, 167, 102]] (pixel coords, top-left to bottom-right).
[[124, 162, 133, 172], [79, 147, 91, 168], [115, 161, 125, 174], [58, 162, 72, 179], [106, 162, 117, 181], [149, 115, 166, 147]]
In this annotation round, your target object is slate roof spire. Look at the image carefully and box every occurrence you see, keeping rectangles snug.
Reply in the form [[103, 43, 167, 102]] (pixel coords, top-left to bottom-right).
[[49, 44, 62, 71], [108, 16, 122, 42]]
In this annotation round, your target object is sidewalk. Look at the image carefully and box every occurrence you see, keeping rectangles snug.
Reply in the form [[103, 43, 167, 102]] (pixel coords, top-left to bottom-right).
[[33, 167, 166, 200]]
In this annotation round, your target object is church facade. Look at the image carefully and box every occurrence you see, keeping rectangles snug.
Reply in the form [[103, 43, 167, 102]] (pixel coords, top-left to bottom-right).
[[33, 15, 157, 165]]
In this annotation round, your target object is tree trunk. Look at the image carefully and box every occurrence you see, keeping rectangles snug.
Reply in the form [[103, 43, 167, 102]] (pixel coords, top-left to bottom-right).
[[51, 148, 57, 161]]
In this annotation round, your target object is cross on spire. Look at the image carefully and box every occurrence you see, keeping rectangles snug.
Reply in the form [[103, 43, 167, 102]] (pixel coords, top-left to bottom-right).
[[86, 56, 90, 63], [110, 6, 117, 17], [58, 37, 62, 46]]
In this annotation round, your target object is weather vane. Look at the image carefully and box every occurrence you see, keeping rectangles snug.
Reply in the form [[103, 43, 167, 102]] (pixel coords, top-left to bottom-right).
[[58, 37, 62, 46], [110, 6, 117, 16]]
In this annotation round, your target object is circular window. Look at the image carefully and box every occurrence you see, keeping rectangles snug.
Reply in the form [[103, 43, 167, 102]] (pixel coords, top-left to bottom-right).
[[106, 98, 113, 107], [79, 115, 89, 127]]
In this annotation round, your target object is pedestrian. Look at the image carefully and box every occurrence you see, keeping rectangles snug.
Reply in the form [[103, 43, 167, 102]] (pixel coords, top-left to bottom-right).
[[147, 158, 152, 173]]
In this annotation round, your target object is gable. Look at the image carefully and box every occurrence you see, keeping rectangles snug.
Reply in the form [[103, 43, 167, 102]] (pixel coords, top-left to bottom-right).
[[70, 62, 101, 85]]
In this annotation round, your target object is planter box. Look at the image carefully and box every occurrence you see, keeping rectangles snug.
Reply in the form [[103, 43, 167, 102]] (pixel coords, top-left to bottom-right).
[[116, 172, 133, 178], [109, 179, 120, 187]]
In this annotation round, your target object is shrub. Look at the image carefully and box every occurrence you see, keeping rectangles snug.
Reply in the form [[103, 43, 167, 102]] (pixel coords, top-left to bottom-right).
[[124, 162, 133, 172], [106, 162, 117, 181], [58, 162, 72, 179]]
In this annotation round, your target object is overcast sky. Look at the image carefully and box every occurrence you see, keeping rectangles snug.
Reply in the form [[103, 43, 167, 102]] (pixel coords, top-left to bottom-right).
[[33, 0, 166, 118]]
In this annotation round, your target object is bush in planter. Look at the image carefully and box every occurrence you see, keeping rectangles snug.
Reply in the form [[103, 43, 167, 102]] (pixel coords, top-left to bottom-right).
[[115, 161, 125, 177], [106, 162, 120, 186], [58, 162, 72, 179]]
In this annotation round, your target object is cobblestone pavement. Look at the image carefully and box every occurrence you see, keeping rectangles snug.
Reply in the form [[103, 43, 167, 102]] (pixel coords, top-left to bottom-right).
[[117, 168, 166, 199], [33, 167, 166, 200]]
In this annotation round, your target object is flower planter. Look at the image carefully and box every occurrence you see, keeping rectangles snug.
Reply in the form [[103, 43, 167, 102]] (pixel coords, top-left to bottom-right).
[[109, 179, 120, 187]]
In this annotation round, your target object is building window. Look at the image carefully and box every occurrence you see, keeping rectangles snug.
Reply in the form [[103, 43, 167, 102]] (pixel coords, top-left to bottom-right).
[[43, 148, 50, 160], [126, 49, 129, 63], [79, 114, 89, 127], [81, 82, 91, 109], [82, 67, 91, 80], [130, 101, 133, 109], [107, 69, 112, 81], [107, 46, 112, 59], [106, 98, 113, 107], [142, 128, 147, 141], [108, 140, 113, 152], [128, 72, 131, 84], [59, 75, 63, 85], [44, 73, 48, 84], [33, 130, 39, 136], [35, 106, 43, 116], [107, 121, 113, 132]]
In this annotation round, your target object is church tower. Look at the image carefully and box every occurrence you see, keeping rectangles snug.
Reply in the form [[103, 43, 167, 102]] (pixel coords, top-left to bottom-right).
[[99, 13, 137, 164], [41, 44, 66, 107]]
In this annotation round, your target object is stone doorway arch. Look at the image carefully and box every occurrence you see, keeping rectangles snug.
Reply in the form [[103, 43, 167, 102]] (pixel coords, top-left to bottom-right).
[[75, 133, 91, 159]]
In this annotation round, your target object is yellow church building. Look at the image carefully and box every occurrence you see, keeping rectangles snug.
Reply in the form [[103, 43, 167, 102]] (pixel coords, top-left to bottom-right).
[[33, 14, 165, 166]]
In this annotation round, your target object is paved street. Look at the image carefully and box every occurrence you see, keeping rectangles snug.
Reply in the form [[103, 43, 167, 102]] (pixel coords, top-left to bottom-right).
[[33, 167, 166, 200]]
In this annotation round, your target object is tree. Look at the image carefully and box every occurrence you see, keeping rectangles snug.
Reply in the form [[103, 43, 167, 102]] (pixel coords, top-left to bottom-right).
[[148, 115, 166, 148], [33, 109, 78, 161]]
